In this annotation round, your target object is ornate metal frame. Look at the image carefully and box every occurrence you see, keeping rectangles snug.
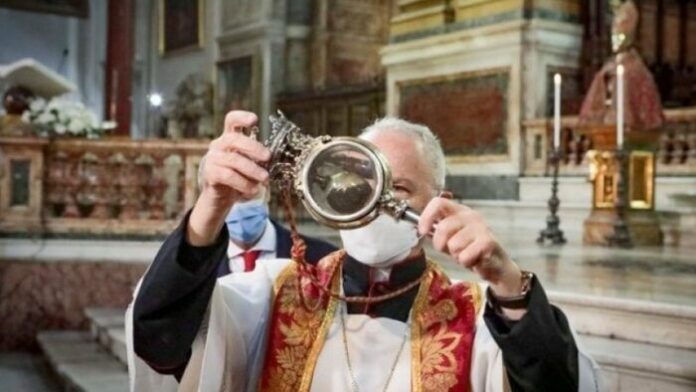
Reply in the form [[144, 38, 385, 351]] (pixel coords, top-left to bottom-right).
[[266, 111, 418, 229]]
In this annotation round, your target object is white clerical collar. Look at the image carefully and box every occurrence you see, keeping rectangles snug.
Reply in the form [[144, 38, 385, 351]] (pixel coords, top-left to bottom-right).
[[227, 218, 276, 258]]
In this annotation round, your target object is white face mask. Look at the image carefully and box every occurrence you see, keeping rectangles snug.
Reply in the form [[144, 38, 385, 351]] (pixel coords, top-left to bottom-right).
[[339, 214, 420, 268]]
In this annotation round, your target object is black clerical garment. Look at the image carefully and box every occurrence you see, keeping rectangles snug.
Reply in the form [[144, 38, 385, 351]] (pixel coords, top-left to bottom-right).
[[133, 212, 590, 391], [341, 255, 584, 391], [132, 212, 336, 379]]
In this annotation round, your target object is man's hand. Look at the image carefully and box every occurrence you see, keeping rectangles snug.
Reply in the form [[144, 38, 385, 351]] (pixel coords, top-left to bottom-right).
[[419, 198, 526, 317], [187, 111, 271, 246]]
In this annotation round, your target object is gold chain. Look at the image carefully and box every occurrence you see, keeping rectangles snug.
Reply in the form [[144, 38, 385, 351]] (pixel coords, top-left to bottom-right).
[[339, 302, 409, 392], [320, 257, 426, 304]]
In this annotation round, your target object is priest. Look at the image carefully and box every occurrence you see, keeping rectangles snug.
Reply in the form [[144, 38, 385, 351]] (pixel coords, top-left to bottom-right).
[[130, 110, 600, 391]]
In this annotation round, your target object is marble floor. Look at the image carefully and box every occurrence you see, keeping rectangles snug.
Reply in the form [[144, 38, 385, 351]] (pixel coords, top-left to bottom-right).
[[433, 227, 696, 308], [305, 223, 696, 308], [0, 352, 60, 392], [2, 222, 695, 308]]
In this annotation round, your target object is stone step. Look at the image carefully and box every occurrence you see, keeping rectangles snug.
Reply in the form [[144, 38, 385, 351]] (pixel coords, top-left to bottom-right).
[[71, 307, 696, 391], [107, 327, 128, 366], [579, 334, 696, 392], [551, 291, 696, 350], [85, 307, 125, 342], [84, 307, 127, 366], [36, 330, 128, 392], [0, 352, 62, 392], [0, 238, 160, 263]]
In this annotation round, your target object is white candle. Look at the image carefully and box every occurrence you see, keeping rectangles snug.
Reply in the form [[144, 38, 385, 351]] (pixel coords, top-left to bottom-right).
[[553, 73, 562, 150], [616, 64, 625, 149]]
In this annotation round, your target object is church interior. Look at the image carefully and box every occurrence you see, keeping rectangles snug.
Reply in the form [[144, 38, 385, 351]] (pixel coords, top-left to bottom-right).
[[0, 0, 695, 391]]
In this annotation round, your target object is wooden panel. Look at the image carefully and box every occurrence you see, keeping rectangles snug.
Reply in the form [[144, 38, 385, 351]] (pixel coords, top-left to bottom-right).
[[0, 140, 46, 231], [689, 3, 696, 65], [546, 66, 583, 117], [277, 86, 385, 138], [663, 0, 681, 64], [637, 0, 658, 63], [217, 56, 257, 113], [349, 103, 374, 136], [9, 160, 30, 207]]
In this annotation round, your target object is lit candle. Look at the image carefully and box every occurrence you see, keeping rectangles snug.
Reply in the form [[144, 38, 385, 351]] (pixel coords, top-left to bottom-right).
[[616, 64, 625, 149], [553, 73, 562, 150]]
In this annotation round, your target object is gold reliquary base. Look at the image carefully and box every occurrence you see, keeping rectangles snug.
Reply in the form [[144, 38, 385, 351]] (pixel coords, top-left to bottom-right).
[[586, 149, 655, 210]]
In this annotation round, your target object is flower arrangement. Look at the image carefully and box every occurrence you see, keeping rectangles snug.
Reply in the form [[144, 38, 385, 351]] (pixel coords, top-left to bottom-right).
[[21, 97, 116, 138]]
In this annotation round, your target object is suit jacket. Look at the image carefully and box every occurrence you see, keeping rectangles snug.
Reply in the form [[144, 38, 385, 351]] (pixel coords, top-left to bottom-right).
[[216, 220, 336, 276], [132, 212, 336, 379]]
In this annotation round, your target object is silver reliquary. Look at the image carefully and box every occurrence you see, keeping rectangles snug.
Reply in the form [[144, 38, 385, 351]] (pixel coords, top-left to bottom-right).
[[265, 111, 421, 229]]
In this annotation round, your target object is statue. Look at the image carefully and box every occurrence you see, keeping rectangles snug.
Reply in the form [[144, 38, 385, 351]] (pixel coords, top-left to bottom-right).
[[580, 1, 664, 247], [578, 0, 664, 132], [166, 74, 214, 139]]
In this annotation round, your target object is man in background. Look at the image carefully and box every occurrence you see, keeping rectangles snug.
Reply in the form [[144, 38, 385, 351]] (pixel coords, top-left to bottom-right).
[[125, 186, 336, 390]]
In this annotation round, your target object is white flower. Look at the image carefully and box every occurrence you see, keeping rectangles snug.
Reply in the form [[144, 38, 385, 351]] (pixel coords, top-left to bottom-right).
[[68, 118, 86, 134], [23, 97, 108, 138], [56, 109, 67, 123], [46, 98, 60, 112], [37, 112, 55, 125], [85, 112, 99, 129], [29, 98, 46, 112]]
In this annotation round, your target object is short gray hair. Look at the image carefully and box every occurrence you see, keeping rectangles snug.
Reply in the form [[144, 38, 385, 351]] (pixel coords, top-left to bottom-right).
[[360, 117, 446, 191]]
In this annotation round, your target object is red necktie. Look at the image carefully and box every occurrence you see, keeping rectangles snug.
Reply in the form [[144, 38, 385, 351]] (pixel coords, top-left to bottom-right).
[[242, 250, 261, 272]]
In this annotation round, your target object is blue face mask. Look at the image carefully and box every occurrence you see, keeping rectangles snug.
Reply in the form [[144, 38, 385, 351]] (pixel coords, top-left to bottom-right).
[[225, 201, 269, 245]]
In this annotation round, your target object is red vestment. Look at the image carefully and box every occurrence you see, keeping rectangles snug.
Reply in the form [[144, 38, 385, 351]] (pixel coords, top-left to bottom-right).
[[259, 250, 482, 392]]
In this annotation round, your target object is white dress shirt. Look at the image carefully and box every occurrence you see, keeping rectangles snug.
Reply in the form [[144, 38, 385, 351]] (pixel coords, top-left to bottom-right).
[[225, 219, 277, 273]]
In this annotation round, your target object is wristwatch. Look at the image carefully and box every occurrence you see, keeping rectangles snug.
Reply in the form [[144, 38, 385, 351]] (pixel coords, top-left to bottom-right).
[[487, 270, 534, 310]]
